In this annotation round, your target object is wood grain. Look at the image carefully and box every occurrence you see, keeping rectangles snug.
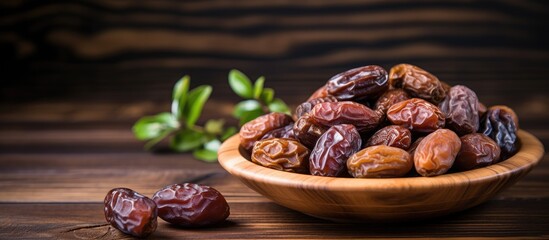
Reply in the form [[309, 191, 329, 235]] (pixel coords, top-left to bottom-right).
[[1, 0, 548, 105], [1, 200, 548, 239]]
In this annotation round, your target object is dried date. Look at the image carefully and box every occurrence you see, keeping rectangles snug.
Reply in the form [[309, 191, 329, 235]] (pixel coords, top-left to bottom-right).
[[104, 188, 158, 238], [152, 183, 230, 227], [374, 89, 410, 116], [438, 85, 479, 135], [310, 101, 381, 133], [309, 124, 362, 177], [347, 145, 413, 178], [389, 64, 446, 103], [480, 105, 519, 159], [252, 138, 310, 173], [294, 96, 338, 120], [366, 125, 412, 150], [387, 98, 445, 133], [414, 129, 461, 176], [454, 133, 501, 171], [239, 112, 293, 152], [326, 65, 389, 101], [293, 113, 327, 148], [261, 123, 295, 140]]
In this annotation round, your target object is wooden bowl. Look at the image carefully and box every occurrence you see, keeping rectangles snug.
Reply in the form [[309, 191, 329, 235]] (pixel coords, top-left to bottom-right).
[[218, 130, 544, 222]]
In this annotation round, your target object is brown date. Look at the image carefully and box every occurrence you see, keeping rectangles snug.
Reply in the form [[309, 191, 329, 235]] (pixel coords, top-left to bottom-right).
[[309, 124, 362, 177], [261, 123, 295, 140], [454, 133, 501, 171], [152, 183, 230, 227], [480, 105, 519, 159], [438, 85, 480, 135], [239, 112, 293, 152], [387, 98, 445, 133], [104, 188, 157, 238], [414, 129, 461, 177], [374, 88, 410, 116], [293, 113, 327, 148], [389, 63, 446, 103], [310, 101, 381, 133], [366, 125, 412, 150], [347, 145, 413, 178], [252, 138, 310, 173], [326, 65, 389, 101], [408, 137, 424, 156], [294, 96, 338, 120]]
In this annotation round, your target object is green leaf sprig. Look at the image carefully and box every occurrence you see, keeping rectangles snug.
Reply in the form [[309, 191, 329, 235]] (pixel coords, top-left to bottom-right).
[[229, 69, 290, 125], [132, 75, 236, 162]]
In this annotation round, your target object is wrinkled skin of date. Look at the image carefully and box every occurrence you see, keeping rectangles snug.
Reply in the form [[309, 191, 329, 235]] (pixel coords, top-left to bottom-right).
[[261, 123, 295, 140], [252, 138, 310, 173], [307, 85, 330, 101], [366, 125, 412, 150], [414, 129, 461, 177], [374, 89, 410, 116], [309, 124, 362, 177], [326, 65, 389, 101], [347, 145, 413, 178], [239, 112, 294, 152], [455, 133, 501, 171], [480, 105, 520, 159], [438, 85, 480, 135], [387, 98, 445, 133], [293, 113, 327, 148], [152, 183, 230, 227], [389, 63, 446, 103], [310, 101, 381, 133], [104, 188, 158, 238], [294, 96, 338, 120]]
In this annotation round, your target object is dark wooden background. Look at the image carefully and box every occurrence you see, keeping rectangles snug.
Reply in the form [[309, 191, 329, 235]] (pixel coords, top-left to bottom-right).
[[1, 0, 548, 239]]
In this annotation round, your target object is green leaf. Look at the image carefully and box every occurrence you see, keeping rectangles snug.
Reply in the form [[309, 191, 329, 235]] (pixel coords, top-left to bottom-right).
[[268, 98, 290, 114], [133, 112, 179, 140], [260, 88, 274, 105], [170, 128, 206, 152], [144, 130, 172, 150], [253, 76, 265, 99], [204, 139, 222, 152], [232, 100, 262, 118], [239, 108, 264, 125], [193, 148, 218, 162], [228, 69, 253, 98], [171, 75, 190, 120], [220, 126, 237, 141], [205, 119, 225, 135], [184, 85, 212, 128]]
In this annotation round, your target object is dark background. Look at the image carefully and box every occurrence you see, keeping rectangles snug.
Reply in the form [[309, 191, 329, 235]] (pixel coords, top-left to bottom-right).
[[1, 0, 548, 132]]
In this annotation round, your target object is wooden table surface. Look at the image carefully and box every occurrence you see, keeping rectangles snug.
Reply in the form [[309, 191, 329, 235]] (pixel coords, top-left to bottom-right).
[[1, 1, 548, 239]]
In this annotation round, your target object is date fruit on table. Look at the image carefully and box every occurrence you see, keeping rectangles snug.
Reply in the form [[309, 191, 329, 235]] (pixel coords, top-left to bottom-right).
[[152, 183, 230, 227], [104, 188, 158, 238]]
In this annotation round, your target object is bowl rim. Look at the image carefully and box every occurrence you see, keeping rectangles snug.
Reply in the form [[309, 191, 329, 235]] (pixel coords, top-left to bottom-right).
[[218, 130, 544, 192]]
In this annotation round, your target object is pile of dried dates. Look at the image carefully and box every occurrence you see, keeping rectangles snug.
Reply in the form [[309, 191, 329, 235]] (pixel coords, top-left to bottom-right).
[[240, 64, 520, 178], [104, 183, 230, 238]]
